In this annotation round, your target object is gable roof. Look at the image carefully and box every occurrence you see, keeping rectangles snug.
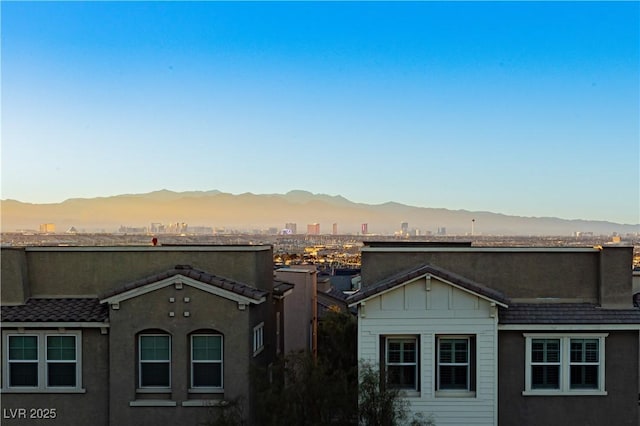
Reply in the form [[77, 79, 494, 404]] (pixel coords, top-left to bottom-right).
[[499, 303, 640, 325], [346, 263, 509, 307], [1, 298, 108, 323], [99, 265, 268, 306]]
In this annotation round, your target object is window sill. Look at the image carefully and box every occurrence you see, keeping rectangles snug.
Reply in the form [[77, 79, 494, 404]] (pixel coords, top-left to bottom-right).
[[435, 390, 476, 398], [253, 346, 264, 357], [398, 390, 420, 398], [522, 390, 607, 397], [182, 400, 228, 407], [1, 388, 86, 394], [188, 388, 224, 394], [129, 400, 177, 407], [136, 388, 172, 393]]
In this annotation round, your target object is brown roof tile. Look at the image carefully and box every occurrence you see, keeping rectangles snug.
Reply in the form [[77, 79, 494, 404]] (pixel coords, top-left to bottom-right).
[[346, 263, 509, 306], [1, 298, 108, 323], [499, 303, 640, 324], [99, 265, 268, 302]]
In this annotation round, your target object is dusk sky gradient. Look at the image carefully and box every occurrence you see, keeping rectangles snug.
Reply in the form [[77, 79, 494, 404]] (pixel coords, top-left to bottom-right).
[[2, 1, 639, 224]]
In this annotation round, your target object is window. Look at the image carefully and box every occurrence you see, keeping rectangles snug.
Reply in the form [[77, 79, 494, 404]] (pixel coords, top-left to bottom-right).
[[190, 334, 223, 390], [3, 331, 82, 392], [253, 323, 264, 356], [139, 334, 171, 388], [436, 336, 476, 396], [47, 336, 77, 387], [524, 334, 607, 395], [8, 335, 38, 387], [384, 337, 418, 391]]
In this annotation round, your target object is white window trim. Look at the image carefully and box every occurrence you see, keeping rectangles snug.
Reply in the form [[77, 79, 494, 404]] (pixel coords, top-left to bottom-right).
[[138, 334, 171, 391], [2, 330, 84, 393], [189, 334, 223, 393], [253, 322, 264, 356], [385, 335, 419, 394], [435, 335, 476, 398], [523, 333, 608, 396]]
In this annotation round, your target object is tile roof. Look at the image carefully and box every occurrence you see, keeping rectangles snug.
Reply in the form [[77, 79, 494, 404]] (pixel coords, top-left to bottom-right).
[[1, 298, 108, 323], [499, 303, 640, 324], [273, 280, 295, 297], [99, 265, 268, 302], [346, 263, 509, 306]]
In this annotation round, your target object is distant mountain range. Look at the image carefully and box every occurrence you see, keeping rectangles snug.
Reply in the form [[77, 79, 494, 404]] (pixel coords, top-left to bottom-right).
[[1, 189, 638, 236]]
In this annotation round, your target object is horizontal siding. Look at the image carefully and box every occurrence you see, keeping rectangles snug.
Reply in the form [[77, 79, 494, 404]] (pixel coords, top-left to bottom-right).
[[357, 278, 498, 425]]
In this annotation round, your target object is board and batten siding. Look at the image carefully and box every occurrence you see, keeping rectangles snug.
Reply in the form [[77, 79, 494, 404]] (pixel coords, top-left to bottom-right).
[[357, 276, 499, 426]]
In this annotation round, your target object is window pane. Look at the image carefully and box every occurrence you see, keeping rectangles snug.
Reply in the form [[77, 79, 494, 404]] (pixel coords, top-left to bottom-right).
[[9, 363, 38, 386], [532, 365, 560, 389], [440, 366, 468, 390], [571, 365, 598, 389], [193, 363, 222, 387], [140, 363, 170, 387], [402, 342, 416, 363], [571, 339, 599, 363], [140, 336, 170, 361], [193, 336, 221, 361], [387, 365, 416, 389], [47, 336, 76, 361], [9, 336, 38, 360], [532, 339, 559, 363], [48, 363, 76, 387]]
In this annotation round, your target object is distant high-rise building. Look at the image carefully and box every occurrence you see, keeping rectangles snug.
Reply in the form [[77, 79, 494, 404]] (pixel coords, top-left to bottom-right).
[[401, 222, 409, 235], [361, 223, 368, 235], [332, 223, 338, 235], [437, 227, 447, 236], [307, 223, 320, 235], [39, 223, 55, 233], [285, 223, 297, 234]]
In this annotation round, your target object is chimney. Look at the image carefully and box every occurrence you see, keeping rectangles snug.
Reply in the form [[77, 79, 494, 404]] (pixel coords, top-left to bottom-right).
[[599, 246, 634, 309]]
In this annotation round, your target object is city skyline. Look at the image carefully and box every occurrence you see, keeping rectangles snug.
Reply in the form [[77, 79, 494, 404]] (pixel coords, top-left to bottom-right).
[[2, 2, 638, 224]]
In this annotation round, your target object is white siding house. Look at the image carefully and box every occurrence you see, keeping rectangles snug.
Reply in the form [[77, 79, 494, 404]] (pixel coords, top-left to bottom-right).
[[348, 265, 509, 426]]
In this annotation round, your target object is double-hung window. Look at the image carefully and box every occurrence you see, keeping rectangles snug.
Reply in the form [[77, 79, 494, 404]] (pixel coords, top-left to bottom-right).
[[253, 323, 264, 356], [436, 336, 476, 396], [524, 334, 606, 395], [384, 337, 418, 391], [139, 334, 171, 389], [190, 334, 223, 390], [4, 331, 82, 392]]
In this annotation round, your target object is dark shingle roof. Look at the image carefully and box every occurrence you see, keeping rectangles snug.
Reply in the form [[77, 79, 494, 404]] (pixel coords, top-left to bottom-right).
[[347, 264, 509, 306], [100, 265, 268, 302], [499, 303, 640, 324], [273, 280, 295, 297], [1, 298, 108, 322]]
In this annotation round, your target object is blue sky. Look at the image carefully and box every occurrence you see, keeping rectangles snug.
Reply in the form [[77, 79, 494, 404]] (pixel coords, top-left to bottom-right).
[[2, 1, 638, 224]]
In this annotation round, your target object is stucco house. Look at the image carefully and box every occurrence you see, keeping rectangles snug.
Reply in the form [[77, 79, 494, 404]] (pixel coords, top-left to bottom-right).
[[1, 245, 277, 426], [347, 242, 640, 426]]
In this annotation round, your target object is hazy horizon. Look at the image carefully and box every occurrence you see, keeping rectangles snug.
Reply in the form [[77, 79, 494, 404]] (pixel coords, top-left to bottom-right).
[[2, 2, 638, 224]]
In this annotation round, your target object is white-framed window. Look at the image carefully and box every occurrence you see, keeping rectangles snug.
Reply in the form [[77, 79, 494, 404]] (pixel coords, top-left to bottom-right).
[[384, 336, 418, 391], [524, 334, 607, 395], [253, 323, 264, 356], [138, 334, 171, 389], [436, 335, 476, 397], [190, 334, 223, 391], [3, 330, 82, 392]]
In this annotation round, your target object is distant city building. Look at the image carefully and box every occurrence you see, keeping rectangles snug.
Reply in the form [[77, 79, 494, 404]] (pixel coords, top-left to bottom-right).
[[39, 223, 55, 233], [307, 223, 320, 235], [437, 226, 447, 236], [285, 223, 297, 234], [332, 223, 338, 235], [361, 223, 368, 235], [400, 222, 409, 235]]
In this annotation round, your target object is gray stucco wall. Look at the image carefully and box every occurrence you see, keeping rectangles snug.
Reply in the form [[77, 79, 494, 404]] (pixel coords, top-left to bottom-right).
[[0, 246, 273, 300], [498, 330, 639, 426], [361, 247, 632, 301], [0, 329, 110, 426], [108, 284, 252, 426]]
